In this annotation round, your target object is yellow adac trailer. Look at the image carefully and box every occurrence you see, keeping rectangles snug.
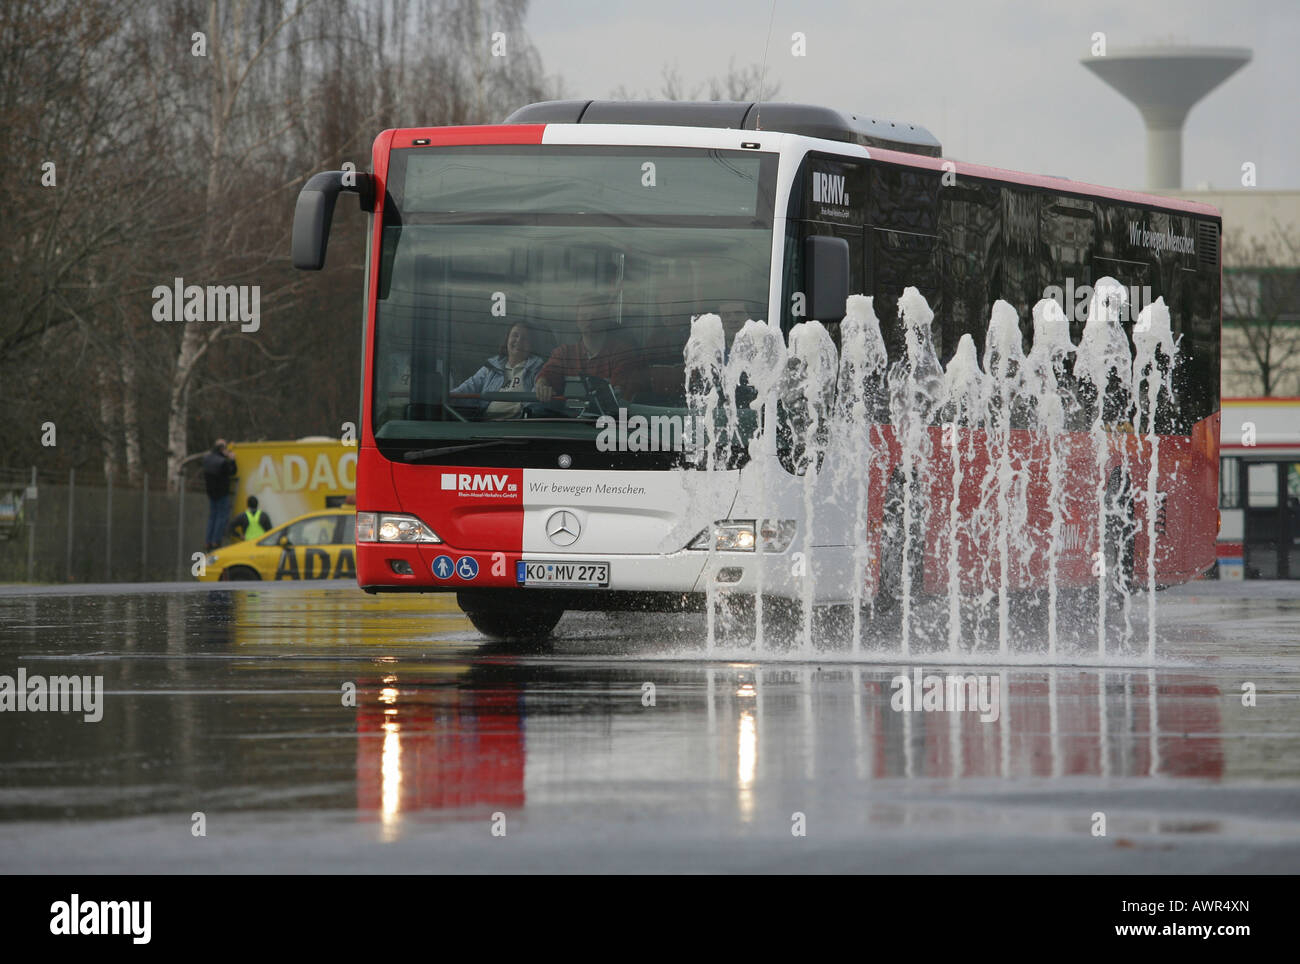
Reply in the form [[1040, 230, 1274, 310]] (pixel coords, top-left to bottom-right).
[[228, 437, 357, 528]]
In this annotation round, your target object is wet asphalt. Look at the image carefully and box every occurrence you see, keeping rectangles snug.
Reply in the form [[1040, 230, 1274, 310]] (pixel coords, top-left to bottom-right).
[[0, 579, 1297, 873]]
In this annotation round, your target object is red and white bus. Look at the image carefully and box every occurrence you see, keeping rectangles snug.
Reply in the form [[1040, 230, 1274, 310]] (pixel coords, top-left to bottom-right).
[[292, 100, 1221, 641]]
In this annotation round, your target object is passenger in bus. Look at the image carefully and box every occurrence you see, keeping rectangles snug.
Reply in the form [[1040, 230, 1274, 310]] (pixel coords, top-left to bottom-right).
[[535, 295, 643, 401], [639, 300, 754, 403], [635, 311, 691, 402], [451, 322, 546, 419], [642, 311, 689, 361]]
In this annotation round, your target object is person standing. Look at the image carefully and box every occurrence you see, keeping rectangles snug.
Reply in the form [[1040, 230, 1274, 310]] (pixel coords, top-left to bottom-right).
[[230, 495, 272, 541], [201, 440, 237, 551]]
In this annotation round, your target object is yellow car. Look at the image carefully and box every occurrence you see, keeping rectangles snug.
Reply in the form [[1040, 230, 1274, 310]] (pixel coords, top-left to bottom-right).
[[198, 509, 356, 581]]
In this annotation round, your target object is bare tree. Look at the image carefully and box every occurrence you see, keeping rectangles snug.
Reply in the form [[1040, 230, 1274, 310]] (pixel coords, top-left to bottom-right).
[[659, 62, 700, 101], [1222, 225, 1300, 396], [0, 0, 556, 492], [162, 0, 319, 490], [0, 0, 195, 483], [0, 0, 176, 360], [162, 0, 555, 488], [611, 59, 781, 102], [706, 58, 781, 102]]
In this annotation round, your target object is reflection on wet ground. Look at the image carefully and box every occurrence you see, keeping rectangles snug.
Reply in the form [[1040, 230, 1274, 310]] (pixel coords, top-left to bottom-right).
[[0, 581, 1297, 872]]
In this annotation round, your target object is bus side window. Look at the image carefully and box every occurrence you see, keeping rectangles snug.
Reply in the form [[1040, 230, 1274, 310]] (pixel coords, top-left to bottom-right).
[[999, 186, 1039, 348], [868, 164, 940, 363], [940, 182, 1000, 366], [1038, 196, 1095, 347], [871, 228, 939, 363]]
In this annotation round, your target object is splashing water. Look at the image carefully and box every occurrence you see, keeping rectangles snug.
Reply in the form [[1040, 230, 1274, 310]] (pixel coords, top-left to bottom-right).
[[781, 320, 839, 652], [940, 332, 986, 654], [1075, 278, 1135, 656], [684, 312, 726, 652], [982, 300, 1028, 654], [887, 288, 945, 654], [1132, 297, 1177, 662], [1024, 298, 1075, 658], [681, 283, 1178, 662], [832, 296, 888, 653], [726, 318, 787, 647]]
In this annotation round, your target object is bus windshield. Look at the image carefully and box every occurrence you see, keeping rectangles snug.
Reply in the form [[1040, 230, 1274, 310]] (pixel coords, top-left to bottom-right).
[[371, 145, 776, 467]]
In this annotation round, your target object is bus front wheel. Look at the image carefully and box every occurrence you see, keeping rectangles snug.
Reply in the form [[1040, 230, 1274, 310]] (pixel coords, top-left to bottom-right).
[[459, 598, 563, 642]]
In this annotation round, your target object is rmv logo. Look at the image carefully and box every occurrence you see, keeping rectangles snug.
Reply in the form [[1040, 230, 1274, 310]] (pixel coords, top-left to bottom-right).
[[812, 172, 847, 205], [1062, 523, 1086, 552], [441, 472, 509, 492]]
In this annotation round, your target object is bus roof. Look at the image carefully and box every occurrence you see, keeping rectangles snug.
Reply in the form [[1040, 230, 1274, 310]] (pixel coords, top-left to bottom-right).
[[505, 99, 943, 156], [864, 144, 1221, 219], [499, 99, 1219, 219], [383, 100, 1222, 220]]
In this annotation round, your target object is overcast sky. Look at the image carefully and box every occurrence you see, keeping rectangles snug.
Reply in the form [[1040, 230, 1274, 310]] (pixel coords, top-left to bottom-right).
[[525, 0, 1299, 192]]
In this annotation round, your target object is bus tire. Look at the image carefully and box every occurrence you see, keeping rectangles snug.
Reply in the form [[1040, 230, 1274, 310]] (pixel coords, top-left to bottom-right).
[[221, 566, 261, 581], [461, 603, 563, 642]]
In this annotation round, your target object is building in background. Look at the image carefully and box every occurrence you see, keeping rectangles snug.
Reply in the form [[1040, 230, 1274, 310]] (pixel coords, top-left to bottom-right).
[[1167, 189, 1300, 398]]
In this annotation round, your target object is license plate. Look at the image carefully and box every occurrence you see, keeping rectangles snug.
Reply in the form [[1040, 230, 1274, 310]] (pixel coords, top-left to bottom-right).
[[517, 560, 609, 587]]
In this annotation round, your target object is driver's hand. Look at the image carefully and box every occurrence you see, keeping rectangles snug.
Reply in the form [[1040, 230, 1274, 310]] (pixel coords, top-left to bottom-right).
[[535, 382, 554, 402]]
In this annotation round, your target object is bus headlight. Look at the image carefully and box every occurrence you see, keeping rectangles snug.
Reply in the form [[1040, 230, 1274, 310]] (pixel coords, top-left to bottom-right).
[[758, 519, 797, 553], [688, 520, 796, 553], [357, 512, 442, 544], [689, 522, 754, 551]]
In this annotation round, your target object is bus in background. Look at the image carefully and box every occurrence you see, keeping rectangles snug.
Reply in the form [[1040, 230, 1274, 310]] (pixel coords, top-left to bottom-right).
[[1218, 398, 1300, 580], [291, 100, 1221, 641]]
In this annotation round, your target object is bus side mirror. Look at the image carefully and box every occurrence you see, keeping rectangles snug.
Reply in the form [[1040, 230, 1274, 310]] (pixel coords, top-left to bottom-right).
[[292, 170, 375, 270], [804, 235, 849, 322]]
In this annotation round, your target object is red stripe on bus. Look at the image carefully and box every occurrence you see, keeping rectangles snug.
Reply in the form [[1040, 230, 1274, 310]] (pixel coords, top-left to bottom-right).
[[385, 124, 546, 149]]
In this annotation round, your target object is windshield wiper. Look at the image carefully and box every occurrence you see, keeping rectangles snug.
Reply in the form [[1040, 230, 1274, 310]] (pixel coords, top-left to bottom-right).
[[401, 431, 604, 461], [403, 439, 530, 460]]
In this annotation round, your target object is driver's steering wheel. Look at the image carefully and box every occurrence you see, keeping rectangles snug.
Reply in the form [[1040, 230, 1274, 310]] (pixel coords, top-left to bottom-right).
[[526, 376, 615, 419]]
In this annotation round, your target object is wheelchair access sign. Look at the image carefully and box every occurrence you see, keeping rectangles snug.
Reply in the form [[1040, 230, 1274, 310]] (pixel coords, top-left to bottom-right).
[[432, 554, 478, 580]]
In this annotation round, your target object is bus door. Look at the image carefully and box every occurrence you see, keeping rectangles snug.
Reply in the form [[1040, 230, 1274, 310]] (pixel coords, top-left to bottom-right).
[[1241, 460, 1300, 579]]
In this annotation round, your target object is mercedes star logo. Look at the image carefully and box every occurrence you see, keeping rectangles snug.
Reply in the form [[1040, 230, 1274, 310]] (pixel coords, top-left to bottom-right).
[[546, 510, 581, 547]]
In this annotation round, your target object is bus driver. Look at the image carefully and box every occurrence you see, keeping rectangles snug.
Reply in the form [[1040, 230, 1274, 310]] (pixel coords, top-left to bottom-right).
[[535, 294, 642, 402]]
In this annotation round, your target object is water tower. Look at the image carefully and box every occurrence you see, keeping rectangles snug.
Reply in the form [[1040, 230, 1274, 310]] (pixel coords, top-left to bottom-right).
[[1081, 45, 1251, 190]]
